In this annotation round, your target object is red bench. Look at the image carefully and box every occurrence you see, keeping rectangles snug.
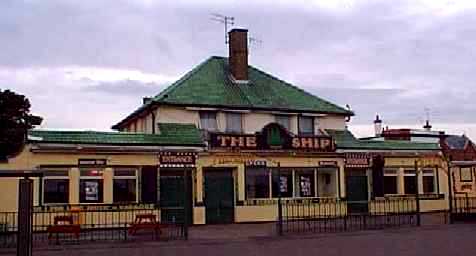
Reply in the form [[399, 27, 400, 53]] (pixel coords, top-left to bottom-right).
[[128, 214, 162, 237], [47, 216, 81, 242]]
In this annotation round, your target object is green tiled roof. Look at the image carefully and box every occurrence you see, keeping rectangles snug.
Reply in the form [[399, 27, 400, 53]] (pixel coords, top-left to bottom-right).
[[326, 129, 440, 151], [28, 123, 204, 146], [113, 56, 352, 129]]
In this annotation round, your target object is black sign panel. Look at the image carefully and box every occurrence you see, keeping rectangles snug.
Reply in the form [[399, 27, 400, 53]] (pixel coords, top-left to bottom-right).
[[210, 123, 335, 152], [78, 159, 107, 166], [159, 152, 196, 167]]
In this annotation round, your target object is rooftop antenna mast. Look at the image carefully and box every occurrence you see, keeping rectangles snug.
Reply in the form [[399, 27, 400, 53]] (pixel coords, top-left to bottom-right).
[[424, 107, 431, 122], [210, 13, 235, 44], [249, 36, 263, 51]]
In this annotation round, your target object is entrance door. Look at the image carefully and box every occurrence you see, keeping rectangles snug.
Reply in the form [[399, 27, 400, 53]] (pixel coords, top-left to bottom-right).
[[160, 170, 193, 224], [141, 166, 158, 203], [346, 174, 369, 213], [204, 169, 235, 224]]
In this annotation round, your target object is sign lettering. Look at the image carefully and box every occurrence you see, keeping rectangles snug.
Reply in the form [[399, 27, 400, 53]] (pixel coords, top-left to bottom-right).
[[210, 123, 335, 152], [159, 152, 196, 167]]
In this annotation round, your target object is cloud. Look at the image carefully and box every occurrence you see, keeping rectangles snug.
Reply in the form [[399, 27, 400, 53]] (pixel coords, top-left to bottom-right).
[[1, 0, 476, 140], [82, 79, 166, 97]]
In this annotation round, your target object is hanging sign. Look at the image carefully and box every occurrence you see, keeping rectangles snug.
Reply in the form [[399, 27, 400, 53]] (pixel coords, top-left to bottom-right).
[[159, 152, 196, 168], [345, 153, 371, 168], [210, 123, 335, 152]]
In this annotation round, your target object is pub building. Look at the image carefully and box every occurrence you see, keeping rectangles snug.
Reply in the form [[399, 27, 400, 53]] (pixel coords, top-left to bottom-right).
[[0, 28, 448, 224]]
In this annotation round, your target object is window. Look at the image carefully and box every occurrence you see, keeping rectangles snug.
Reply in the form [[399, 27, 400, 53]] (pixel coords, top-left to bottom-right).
[[383, 169, 398, 195], [226, 112, 242, 133], [404, 170, 417, 195], [272, 169, 293, 197], [422, 170, 435, 194], [295, 170, 315, 197], [199, 111, 217, 131], [460, 167, 473, 182], [298, 116, 314, 135], [79, 169, 104, 203], [113, 169, 137, 203], [246, 168, 270, 199], [43, 170, 69, 204], [275, 115, 291, 131]]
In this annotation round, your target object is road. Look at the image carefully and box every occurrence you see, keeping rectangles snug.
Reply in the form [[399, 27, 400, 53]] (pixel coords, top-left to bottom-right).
[[2, 224, 475, 256]]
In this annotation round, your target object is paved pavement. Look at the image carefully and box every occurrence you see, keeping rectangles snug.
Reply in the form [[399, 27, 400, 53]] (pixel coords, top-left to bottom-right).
[[2, 223, 476, 256]]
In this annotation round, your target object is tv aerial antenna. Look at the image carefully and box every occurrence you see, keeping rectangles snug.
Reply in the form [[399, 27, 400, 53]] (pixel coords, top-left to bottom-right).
[[210, 13, 235, 44]]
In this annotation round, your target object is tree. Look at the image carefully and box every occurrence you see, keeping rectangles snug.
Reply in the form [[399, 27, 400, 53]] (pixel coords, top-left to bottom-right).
[[0, 89, 42, 161]]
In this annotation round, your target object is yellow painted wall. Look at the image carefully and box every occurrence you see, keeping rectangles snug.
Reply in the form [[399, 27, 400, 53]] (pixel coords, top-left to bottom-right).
[[0, 178, 18, 211], [193, 206, 205, 225], [451, 166, 476, 196]]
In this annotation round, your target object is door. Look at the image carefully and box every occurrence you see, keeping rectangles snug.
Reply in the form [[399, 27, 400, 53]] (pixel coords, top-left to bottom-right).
[[204, 169, 235, 224], [346, 175, 369, 213], [141, 166, 158, 203], [160, 170, 193, 224]]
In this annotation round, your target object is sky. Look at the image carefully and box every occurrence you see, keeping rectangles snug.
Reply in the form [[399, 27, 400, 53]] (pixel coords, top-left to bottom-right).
[[1, 0, 476, 139]]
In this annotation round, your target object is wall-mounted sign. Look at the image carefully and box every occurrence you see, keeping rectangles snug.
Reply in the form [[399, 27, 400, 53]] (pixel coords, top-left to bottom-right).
[[345, 153, 371, 168], [210, 123, 335, 152], [78, 159, 107, 166], [319, 161, 338, 167], [159, 152, 196, 168], [245, 160, 267, 167]]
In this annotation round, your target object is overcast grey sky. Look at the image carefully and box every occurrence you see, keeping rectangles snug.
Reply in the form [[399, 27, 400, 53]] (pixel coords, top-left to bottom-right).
[[1, 0, 476, 138]]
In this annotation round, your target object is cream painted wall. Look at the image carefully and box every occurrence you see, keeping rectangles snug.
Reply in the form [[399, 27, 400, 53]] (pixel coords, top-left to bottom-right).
[[124, 105, 347, 134], [243, 112, 275, 133], [319, 116, 347, 131]]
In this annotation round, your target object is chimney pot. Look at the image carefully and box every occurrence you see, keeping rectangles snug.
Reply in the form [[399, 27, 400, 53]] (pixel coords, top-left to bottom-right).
[[228, 28, 248, 82]]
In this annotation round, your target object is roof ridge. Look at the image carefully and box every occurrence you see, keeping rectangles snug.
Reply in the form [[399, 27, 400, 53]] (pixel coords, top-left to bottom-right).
[[247, 65, 352, 114]]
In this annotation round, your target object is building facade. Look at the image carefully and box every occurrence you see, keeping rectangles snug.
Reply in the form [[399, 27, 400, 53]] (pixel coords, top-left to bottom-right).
[[0, 29, 449, 225]]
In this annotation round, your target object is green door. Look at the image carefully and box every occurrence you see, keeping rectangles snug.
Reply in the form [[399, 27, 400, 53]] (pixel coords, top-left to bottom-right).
[[204, 170, 235, 224], [160, 172, 192, 224], [346, 175, 369, 214]]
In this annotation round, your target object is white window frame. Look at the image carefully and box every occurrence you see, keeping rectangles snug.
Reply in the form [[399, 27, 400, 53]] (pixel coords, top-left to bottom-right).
[[199, 111, 218, 131], [298, 115, 314, 135], [42, 169, 70, 205], [113, 168, 139, 203], [225, 112, 243, 133]]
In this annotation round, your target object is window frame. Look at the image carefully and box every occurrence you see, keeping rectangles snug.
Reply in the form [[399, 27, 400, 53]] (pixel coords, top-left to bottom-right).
[[225, 112, 243, 133], [199, 111, 218, 131], [271, 169, 294, 198], [294, 169, 316, 198], [403, 169, 418, 195], [422, 169, 436, 194], [79, 168, 105, 204], [298, 115, 314, 135], [459, 166, 473, 182], [245, 167, 271, 199], [113, 168, 138, 203], [42, 169, 70, 205], [383, 169, 398, 195]]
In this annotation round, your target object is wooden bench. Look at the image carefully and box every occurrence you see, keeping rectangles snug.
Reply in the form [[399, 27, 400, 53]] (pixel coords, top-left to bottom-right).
[[128, 214, 162, 237], [47, 216, 81, 242]]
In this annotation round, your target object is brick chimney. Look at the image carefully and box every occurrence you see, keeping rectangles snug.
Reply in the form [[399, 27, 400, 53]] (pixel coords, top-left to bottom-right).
[[228, 28, 248, 82]]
